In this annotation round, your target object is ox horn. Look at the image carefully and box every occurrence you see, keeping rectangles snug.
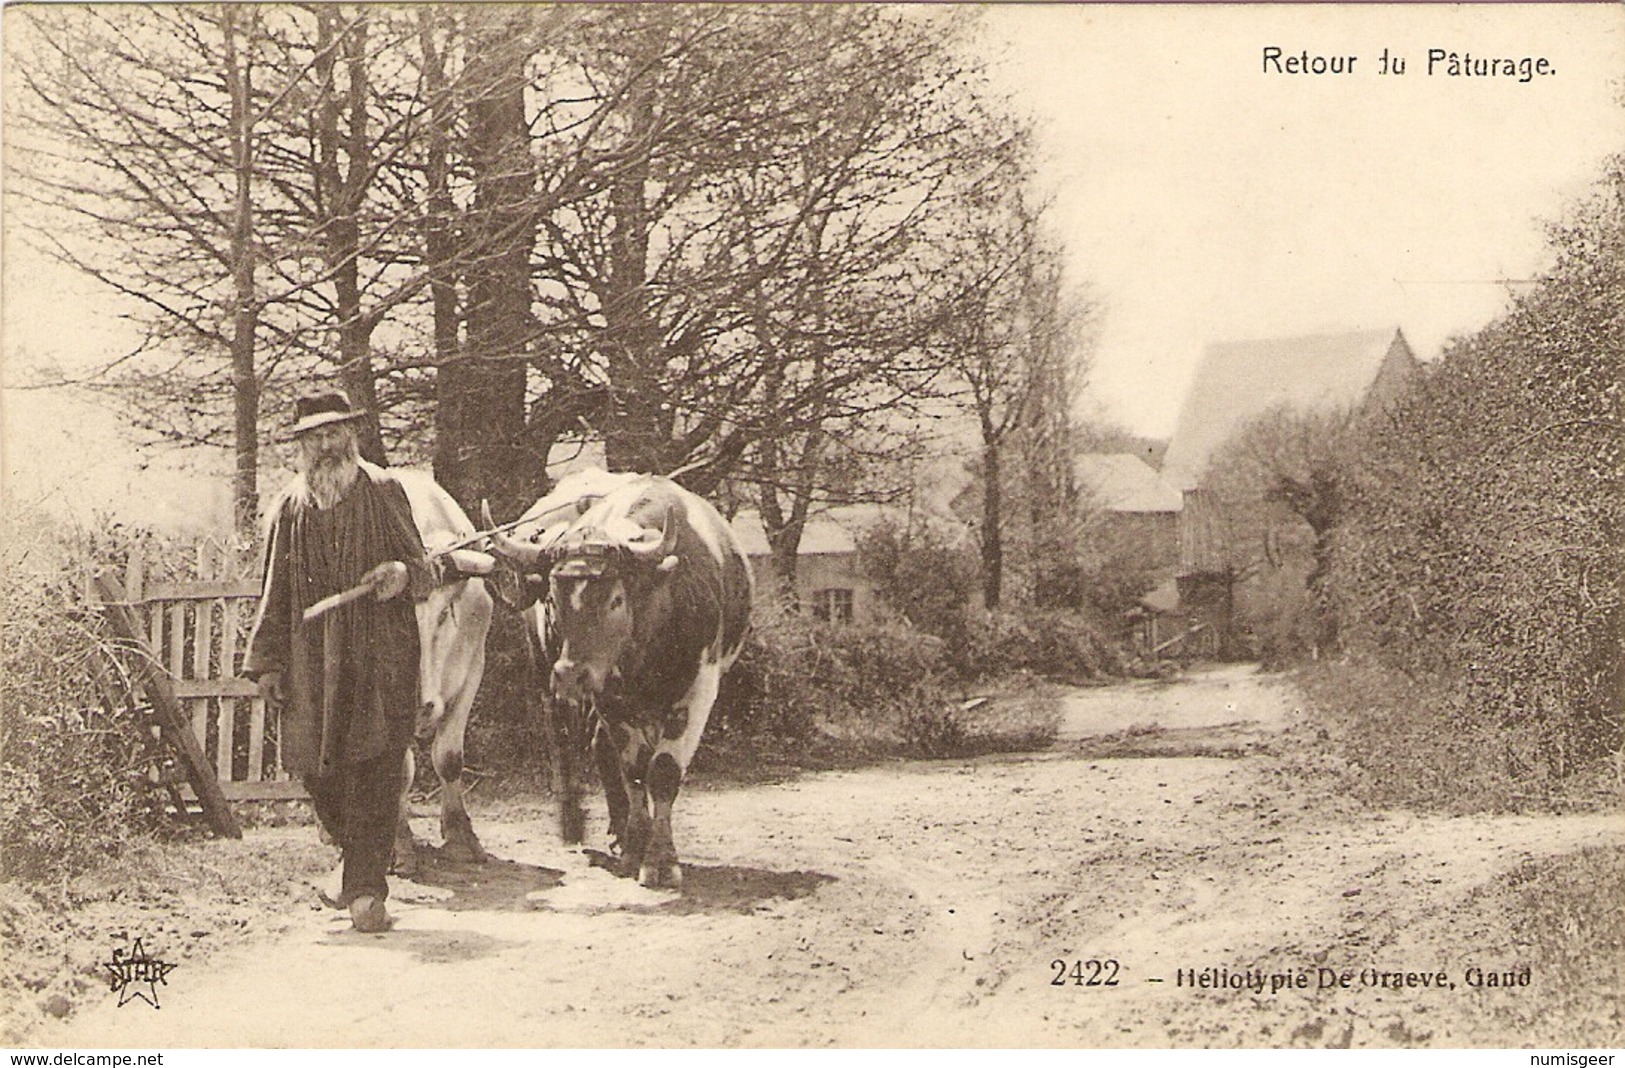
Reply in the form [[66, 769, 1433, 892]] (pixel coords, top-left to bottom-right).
[[625, 501, 681, 570], [482, 499, 550, 571]]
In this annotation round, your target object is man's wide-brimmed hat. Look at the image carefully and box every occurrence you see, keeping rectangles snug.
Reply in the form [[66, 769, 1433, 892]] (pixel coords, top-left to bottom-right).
[[288, 388, 368, 437]]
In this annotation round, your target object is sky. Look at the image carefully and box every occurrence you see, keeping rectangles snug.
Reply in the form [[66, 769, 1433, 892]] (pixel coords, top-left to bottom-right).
[[3, 3, 1623, 530], [980, 3, 1625, 436]]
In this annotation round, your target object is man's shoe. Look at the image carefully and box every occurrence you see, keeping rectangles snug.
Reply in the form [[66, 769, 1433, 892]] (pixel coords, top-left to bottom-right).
[[349, 895, 393, 933]]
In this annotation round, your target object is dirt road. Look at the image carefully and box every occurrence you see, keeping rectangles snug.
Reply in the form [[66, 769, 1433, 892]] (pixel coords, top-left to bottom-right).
[[32, 666, 1622, 1048]]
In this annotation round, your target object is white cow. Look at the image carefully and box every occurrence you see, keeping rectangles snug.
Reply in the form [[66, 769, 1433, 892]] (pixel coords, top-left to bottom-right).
[[389, 468, 495, 872]]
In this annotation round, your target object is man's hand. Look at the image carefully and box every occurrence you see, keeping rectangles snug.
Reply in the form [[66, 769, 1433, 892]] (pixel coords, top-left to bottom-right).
[[256, 671, 287, 710], [302, 561, 409, 622]]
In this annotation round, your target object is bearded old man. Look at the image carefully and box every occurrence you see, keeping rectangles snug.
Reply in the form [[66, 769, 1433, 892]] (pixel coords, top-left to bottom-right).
[[244, 389, 437, 933]]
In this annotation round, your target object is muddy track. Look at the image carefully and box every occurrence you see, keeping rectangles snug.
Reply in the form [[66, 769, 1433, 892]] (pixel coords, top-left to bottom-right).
[[29, 666, 1622, 1048]]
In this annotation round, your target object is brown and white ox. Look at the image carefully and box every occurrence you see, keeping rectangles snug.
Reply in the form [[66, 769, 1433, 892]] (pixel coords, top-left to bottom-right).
[[387, 468, 495, 873], [485, 470, 752, 888]]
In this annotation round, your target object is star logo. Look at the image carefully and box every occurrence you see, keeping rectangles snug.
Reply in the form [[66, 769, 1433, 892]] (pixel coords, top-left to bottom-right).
[[104, 938, 177, 1009]]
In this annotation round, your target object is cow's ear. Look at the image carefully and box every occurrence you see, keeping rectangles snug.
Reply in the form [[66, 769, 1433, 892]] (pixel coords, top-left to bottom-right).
[[488, 566, 539, 612], [656, 554, 680, 574]]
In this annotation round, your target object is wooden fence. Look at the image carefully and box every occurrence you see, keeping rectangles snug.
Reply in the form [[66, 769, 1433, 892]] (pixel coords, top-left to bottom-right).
[[101, 537, 305, 802]]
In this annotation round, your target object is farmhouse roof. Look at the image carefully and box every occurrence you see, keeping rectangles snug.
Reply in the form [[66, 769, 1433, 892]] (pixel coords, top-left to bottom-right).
[[730, 502, 969, 557], [1160, 327, 1416, 490], [730, 510, 859, 557], [1075, 453, 1183, 514]]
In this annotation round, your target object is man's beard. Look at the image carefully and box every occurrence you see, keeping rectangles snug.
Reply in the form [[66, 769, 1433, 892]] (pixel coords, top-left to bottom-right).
[[300, 442, 360, 509]]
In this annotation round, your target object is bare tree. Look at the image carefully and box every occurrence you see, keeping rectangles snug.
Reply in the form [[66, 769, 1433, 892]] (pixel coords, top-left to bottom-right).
[[934, 188, 1088, 610], [1006, 266, 1096, 607], [429, 6, 539, 511], [11, 4, 1055, 547], [731, 8, 1003, 595], [6, 6, 325, 534], [529, 8, 1009, 491], [221, 6, 264, 531], [1203, 405, 1358, 654]]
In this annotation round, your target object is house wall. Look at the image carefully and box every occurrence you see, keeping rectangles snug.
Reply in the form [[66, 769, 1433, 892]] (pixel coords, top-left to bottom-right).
[[1178, 488, 1230, 574], [746, 551, 876, 623], [1100, 511, 1179, 575]]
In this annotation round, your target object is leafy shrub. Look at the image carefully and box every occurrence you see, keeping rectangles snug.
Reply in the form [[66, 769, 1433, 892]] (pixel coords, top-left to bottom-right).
[[708, 600, 1072, 765], [857, 518, 976, 637], [1234, 559, 1319, 669], [949, 605, 1121, 684], [898, 703, 968, 758], [0, 514, 166, 881], [1329, 161, 1624, 767], [712, 599, 954, 750], [1292, 656, 1586, 812]]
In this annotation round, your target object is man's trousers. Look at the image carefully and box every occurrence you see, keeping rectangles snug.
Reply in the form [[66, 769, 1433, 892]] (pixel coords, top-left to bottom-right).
[[304, 716, 412, 903]]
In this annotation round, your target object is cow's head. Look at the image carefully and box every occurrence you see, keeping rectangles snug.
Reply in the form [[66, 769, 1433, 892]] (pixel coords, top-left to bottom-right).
[[486, 498, 681, 702], [414, 542, 495, 735]]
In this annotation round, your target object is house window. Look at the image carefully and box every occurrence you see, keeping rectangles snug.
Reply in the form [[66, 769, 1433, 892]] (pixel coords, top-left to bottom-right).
[[812, 587, 854, 623]]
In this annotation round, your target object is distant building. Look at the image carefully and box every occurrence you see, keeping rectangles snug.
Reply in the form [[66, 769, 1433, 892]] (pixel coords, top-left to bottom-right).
[[1155, 327, 1420, 657], [730, 509, 874, 623], [730, 502, 969, 624], [1161, 327, 1418, 492], [1074, 452, 1183, 575]]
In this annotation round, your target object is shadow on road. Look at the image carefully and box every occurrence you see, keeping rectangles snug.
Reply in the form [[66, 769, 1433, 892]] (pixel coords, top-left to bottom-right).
[[544, 849, 837, 915], [662, 863, 836, 915], [397, 844, 566, 912], [395, 843, 833, 918], [1062, 721, 1273, 759], [320, 925, 528, 965]]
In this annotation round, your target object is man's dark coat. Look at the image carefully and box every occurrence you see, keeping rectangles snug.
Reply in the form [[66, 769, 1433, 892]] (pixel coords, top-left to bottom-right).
[[245, 463, 427, 776]]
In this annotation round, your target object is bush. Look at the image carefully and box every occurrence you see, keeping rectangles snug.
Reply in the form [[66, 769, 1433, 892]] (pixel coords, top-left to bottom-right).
[[949, 605, 1121, 684], [712, 599, 954, 750], [0, 514, 166, 881], [1234, 560, 1319, 669], [898, 702, 968, 758], [857, 518, 976, 637], [1328, 161, 1624, 767], [707, 600, 1072, 765], [1292, 656, 1600, 813]]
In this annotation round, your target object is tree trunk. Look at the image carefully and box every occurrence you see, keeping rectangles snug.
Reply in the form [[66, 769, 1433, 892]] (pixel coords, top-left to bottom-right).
[[316, 10, 385, 464], [758, 466, 807, 608], [981, 437, 1003, 609], [753, 206, 834, 605], [765, 517, 804, 608], [222, 7, 260, 538], [601, 76, 670, 475], [438, 8, 538, 514], [420, 8, 460, 473]]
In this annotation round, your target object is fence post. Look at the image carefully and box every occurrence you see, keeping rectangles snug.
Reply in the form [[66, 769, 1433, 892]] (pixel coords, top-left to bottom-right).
[[125, 536, 145, 603]]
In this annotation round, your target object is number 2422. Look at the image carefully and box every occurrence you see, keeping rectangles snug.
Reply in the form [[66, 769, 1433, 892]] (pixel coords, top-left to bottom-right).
[[1051, 959, 1120, 987]]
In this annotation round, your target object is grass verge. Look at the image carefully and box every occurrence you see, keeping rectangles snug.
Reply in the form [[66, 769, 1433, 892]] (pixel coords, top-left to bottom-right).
[[1285, 657, 1622, 815]]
